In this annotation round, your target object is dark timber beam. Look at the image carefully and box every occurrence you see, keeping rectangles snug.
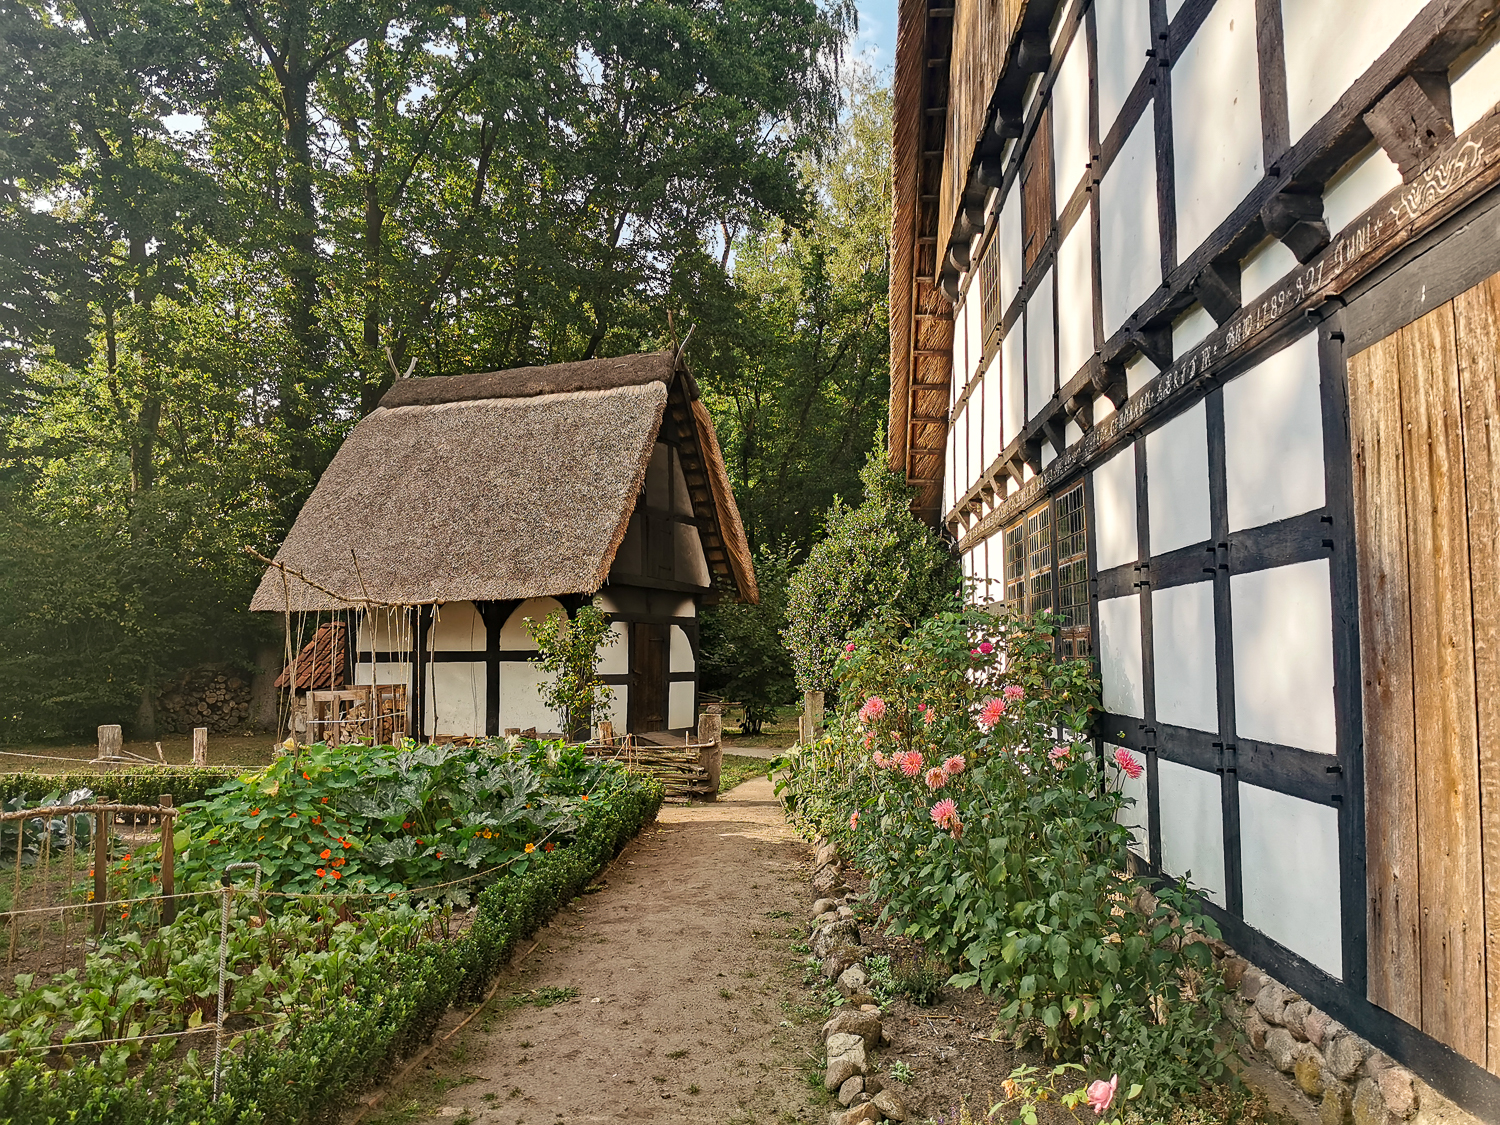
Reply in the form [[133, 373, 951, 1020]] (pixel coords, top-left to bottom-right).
[[1363, 72, 1456, 181], [1192, 259, 1243, 325], [1261, 190, 1330, 263]]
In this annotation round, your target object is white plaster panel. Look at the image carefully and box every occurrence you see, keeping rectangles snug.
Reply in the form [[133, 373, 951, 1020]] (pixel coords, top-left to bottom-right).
[[1108, 743, 1151, 862], [1094, 392, 1116, 422], [969, 386, 985, 485], [1057, 217, 1095, 382], [1451, 36, 1500, 133], [967, 285, 984, 382], [1100, 111, 1161, 337], [1171, 304, 1217, 357], [598, 621, 630, 675], [1000, 184, 1023, 309], [1065, 418, 1083, 446], [1092, 444, 1139, 571], [1041, 442, 1058, 469], [675, 522, 711, 587], [1098, 595, 1145, 717], [1224, 332, 1326, 532], [1240, 783, 1344, 977], [1322, 142, 1403, 234], [1095, 1, 1152, 139], [672, 452, 694, 516], [1173, 0, 1262, 258], [352, 660, 411, 687], [1052, 28, 1093, 203], [1158, 759, 1226, 904], [646, 442, 670, 509], [982, 353, 1003, 468], [425, 662, 485, 737], [430, 601, 484, 650], [1166, 0, 1188, 18], [954, 298, 969, 386], [1145, 400, 1212, 554], [1282, 0, 1427, 142], [500, 597, 566, 649], [1240, 235, 1300, 302], [499, 660, 563, 733], [669, 624, 694, 673], [668, 680, 695, 730], [1002, 324, 1025, 446], [1125, 352, 1158, 396], [596, 685, 626, 732], [1026, 269, 1056, 421], [1152, 581, 1218, 732], [358, 610, 412, 652], [1232, 559, 1338, 754]]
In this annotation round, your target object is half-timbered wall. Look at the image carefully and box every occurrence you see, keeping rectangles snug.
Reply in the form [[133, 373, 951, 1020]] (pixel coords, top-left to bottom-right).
[[917, 0, 1500, 1110]]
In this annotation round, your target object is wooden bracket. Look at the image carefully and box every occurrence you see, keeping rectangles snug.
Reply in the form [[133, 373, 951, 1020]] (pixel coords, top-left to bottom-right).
[[991, 105, 1024, 142], [1261, 190, 1330, 263], [1015, 31, 1050, 75], [1065, 391, 1094, 432], [1091, 359, 1129, 407], [940, 272, 960, 302], [1005, 455, 1028, 487], [1363, 72, 1455, 182], [1128, 327, 1173, 372], [975, 154, 1007, 189], [1020, 433, 1046, 473], [1192, 258, 1242, 325], [947, 242, 971, 272], [1043, 414, 1069, 454]]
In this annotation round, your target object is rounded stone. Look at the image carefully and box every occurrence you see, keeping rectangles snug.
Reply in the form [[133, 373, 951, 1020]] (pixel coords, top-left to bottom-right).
[[1295, 1046, 1328, 1098], [838, 1076, 865, 1107], [1326, 1033, 1370, 1082], [1265, 1027, 1299, 1073]]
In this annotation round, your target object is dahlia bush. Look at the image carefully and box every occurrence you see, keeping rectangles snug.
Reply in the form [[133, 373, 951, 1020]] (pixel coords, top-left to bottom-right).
[[778, 606, 1241, 1110]]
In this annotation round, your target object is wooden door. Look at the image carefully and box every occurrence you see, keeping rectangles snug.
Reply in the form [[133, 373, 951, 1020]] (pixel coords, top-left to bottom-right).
[[629, 622, 668, 733], [1348, 272, 1500, 1074]]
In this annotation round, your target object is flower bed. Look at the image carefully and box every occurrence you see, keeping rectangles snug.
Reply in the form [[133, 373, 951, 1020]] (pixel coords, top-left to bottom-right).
[[0, 738, 663, 1124], [778, 608, 1242, 1119]]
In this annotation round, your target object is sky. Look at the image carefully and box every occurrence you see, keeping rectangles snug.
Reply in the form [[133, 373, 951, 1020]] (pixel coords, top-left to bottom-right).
[[854, 0, 897, 77]]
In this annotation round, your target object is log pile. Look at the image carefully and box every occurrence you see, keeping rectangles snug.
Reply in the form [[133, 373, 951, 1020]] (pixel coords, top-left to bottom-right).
[[595, 742, 716, 800], [156, 667, 253, 734]]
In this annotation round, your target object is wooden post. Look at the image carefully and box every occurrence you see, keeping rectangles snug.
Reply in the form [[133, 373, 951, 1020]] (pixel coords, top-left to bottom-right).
[[192, 727, 208, 767], [797, 714, 809, 746], [159, 795, 175, 926], [93, 810, 107, 935], [803, 691, 824, 736], [598, 721, 615, 746], [96, 724, 122, 772], [697, 707, 723, 797]]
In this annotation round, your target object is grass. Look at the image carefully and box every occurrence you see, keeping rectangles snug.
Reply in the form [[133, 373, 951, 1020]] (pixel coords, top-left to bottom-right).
[[720, 703, 802, 750], [718, 753, 773, 793], [0, 733, 277, 771]]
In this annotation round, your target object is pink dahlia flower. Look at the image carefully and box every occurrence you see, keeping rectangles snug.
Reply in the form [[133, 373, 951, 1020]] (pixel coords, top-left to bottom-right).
[[898, 750, 924, 778], [1049, 744, 1071, 764], [872, 750, 889, 769], [849, 811, 860, 830], [924, 710, 937, 726], [943, 755, 966, 776], [924, 766, 948, 791], [977, 697, 1006, 732], [1085, 1075, 1119, 1115], [1003, 683, 1025, 702], [930, 797, 962, 839], [1113, 748, 1144, 780], [858, 696, 887, 724]]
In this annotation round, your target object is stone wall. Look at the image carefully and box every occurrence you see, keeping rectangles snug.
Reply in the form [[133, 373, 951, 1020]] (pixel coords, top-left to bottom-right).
[[1220, 955, 1481, 1125], [155, 667, 253, 735]]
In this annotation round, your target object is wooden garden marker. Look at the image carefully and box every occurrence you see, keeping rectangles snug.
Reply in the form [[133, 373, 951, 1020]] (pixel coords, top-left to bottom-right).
[[159, 795, 175, 925], [696, 707, 723, 797], [598, 721, 615, 745], [192, 727, 208, 767], [93, 809, 107, 935], [803, 691, 824, 736], [97, 724, 122, 772]]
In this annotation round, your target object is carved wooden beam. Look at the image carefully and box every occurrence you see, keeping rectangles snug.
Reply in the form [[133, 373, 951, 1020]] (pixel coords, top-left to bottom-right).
[[1261, 190, 1330, 263], [1128, 326, 1173, 372], [1363, 72, 1456, 181], [1192, 259, 1242, 325]]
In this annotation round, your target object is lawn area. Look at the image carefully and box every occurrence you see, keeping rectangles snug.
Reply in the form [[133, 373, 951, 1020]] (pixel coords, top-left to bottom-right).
[[0, 732, 278, 772], [717, 753, 773, 793], [719, 702, 803, 750]]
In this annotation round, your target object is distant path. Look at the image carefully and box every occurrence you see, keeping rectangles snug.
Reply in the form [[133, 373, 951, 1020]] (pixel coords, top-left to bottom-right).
[[719, 745, 784, 761], [374, 776, 820, 1124]]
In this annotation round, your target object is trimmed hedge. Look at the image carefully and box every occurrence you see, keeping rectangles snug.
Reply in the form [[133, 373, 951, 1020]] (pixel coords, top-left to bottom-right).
[[0, 773, 664, 1124], [0, 766, 242, 808]]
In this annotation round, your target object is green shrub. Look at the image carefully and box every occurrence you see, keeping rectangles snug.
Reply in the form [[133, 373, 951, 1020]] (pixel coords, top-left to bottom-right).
[[783, 452, 957, 693], [699, 546, 797, 731], [0, 766, 241, 808], [779, 607, 1241, 1112]]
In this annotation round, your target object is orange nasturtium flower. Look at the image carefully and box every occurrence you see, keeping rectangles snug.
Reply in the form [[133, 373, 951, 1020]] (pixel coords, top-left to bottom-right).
[[524, 842, 536, 853], [316, 868, 326, 877], [331, 870, 342, 879], [320, 849, 332, 859], [250, 808, 260, 816], [544, 842, 556, 852], [581, 794, 589, 802]]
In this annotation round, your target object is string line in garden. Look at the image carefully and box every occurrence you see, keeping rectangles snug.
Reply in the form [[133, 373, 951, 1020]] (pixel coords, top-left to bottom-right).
[[0, 1022, 247, 1057]]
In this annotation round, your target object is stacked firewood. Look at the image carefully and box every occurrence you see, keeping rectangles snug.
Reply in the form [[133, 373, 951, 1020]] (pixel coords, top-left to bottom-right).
[[156, 668, 253, 734]]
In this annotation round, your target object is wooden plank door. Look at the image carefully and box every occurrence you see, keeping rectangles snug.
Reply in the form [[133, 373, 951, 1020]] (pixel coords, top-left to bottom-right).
[[1348, 274, 1499, 1073], [628, 622, 668, 733]]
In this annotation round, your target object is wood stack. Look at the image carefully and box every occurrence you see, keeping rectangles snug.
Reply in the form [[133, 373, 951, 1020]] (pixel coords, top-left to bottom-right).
[[591, 739, 715, 800]]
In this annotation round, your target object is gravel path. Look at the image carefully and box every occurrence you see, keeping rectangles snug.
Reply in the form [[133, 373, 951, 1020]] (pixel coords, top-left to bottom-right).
[[362, 776, 823, 1125]]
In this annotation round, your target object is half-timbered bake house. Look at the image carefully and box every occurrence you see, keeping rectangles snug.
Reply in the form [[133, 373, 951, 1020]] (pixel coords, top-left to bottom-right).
[[250, 349, 757, 741], [890, 0, 1500, 1114]]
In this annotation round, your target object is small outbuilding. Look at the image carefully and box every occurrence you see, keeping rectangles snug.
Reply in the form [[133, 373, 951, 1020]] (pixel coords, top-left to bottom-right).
[[250, 349, 756, 740]]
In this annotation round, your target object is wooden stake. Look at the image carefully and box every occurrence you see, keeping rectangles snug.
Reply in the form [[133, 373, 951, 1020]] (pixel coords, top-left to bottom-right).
[[97, 724, 122, 772], [159, 795, 175, 926], [7, 821, 20, 963], [192, 728, 208, 767], [93, 810, 107, 936]]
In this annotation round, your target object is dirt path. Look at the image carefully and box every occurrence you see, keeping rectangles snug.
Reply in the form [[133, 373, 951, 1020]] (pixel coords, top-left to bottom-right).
[[366, 776, 823, 1125]]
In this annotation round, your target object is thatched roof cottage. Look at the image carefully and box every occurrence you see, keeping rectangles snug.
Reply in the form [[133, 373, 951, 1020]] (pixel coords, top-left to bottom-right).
[[250, 349, 756, 740]]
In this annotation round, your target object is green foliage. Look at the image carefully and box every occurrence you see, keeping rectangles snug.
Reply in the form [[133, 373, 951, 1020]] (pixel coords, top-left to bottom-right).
[[779, 607, 1242, 1111], [0, 766, 240, 808], [527, 606, 618, 739], [699, 547, 797, 730], [784, 451, 958, 692], [0, 761, 664, 1124]]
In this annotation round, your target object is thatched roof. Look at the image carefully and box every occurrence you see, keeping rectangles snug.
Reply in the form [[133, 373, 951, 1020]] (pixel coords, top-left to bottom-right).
[[250, 350, 755, 611]]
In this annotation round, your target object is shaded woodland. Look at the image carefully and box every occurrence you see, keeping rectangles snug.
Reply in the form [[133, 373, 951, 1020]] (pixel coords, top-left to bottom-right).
[[0, 1, 891, 739]]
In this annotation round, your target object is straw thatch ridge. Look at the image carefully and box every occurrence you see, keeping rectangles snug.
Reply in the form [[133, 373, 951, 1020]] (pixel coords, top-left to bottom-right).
[[690, 398, 759, 605], [378, 351, 676, 410], [250, 382, 671, 611]]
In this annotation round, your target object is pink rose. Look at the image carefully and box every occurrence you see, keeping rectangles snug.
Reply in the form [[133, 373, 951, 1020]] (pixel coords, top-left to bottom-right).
[[1085, 1075, 1118, 1115], [845, 642, 856, 652], [978, 641, 994, 654]]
